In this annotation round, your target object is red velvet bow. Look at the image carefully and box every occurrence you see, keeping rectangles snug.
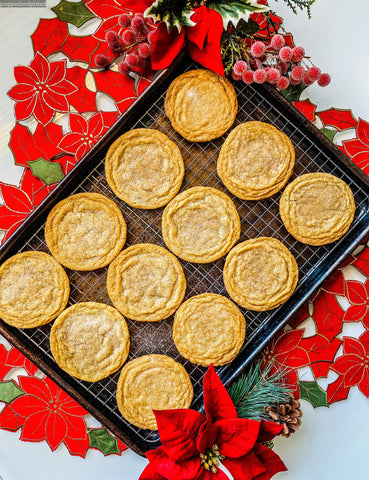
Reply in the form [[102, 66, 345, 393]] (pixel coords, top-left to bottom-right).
[[150, 6, 225, 76], [139, 365, 287, 480]]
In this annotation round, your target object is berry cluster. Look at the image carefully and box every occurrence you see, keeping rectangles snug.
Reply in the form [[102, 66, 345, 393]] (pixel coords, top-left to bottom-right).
[[232, 34, 330, 90], [94, 13, 154, 76]]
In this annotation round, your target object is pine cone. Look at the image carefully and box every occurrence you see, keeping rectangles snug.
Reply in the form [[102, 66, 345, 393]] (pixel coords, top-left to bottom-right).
[[266, 398, 303, 438]]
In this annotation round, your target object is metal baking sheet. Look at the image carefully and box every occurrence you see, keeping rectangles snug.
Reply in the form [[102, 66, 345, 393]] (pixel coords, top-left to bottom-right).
[[1, 57, 369, 456]]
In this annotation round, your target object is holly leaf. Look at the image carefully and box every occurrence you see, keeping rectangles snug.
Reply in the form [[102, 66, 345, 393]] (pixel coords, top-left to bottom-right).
[[88, 428, 119, 455], [51, 0, 95, 28], [298, 380, 328, 408], [321, 127, 337, 142], [144, 0, 195, 32], [235, 17, 260, 36], [27, 158, 65, 185], [282, 83, 307, 102], [208, 0, 268, 30], [0, 380, 24, 403], [318, 108, 358, 131]]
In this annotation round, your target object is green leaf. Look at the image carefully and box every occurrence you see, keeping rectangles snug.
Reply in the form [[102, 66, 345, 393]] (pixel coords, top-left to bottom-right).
[[320, 127, 337, 142], [236, 18, 260, 36], [298, 380, 328, 408], [88, 428, 119, 456], [27, 158, 65, 185], [144, 0, 195, 32], [0, 380, 24, 403], [281, 83, 307, 102], [51, 0, 95, 28], [208, 0, 268, 30]]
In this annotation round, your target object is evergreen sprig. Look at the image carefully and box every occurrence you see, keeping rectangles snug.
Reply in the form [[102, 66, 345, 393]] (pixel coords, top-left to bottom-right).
[[228, 360, 292, 421], [280, 0, 315, 18]]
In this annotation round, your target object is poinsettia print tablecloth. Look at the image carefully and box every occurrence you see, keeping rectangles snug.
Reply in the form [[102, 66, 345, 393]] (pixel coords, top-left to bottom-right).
[[1, 1, 369, 479]]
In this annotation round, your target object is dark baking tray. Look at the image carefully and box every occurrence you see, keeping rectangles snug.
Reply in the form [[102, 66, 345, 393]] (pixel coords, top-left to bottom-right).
[[1, 54, 369, 456]]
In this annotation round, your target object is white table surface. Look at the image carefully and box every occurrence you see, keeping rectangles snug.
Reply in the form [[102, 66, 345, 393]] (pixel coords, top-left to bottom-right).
[[1, 1, 369, 479]]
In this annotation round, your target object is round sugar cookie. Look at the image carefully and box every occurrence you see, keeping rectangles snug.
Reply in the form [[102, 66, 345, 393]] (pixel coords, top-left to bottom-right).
[[105, 128, 184, 209], [164, 69, 238, 142], [224, 237, 298, 311], [173, 293, 246, 366], [217, 121, 295, 200], [107, 243, 186, 322], [45, 192, 126, 271], [0, 251, 69, 328], [279, 172, 355, 245], [50, 302, 129, 382], [162, 186, 241, 263], [116, 354, 193, 430]]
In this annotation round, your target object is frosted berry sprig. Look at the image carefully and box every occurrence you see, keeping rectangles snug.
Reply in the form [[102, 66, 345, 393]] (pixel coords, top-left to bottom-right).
[[93, 12, 153, 77], [231, 34, 331, 91]]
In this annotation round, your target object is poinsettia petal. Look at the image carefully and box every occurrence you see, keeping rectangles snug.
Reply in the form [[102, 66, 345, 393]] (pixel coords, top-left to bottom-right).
[[69, 113, 88, 134], [58, 390, 89, 416], [18, 376, 51, 403], [0, 183, 33, 213], [344, 364, 364, 387], [185, 6, 209, 50], [8, 83, 36, 101], [150, 23, 185, 71], [358, 366, 369, 397], [203, 365, 237, 422], [222, 452, 266, 480], [14, 65, 39, 85], [254, 443, 287, 478], [196, 419, 218, 454], [0, 404, 26, 431], [343, 337, 366, 357], [346, 280, 367, 305], [195, 467, 228, 480], [58, 133, 83, 154], [257, 419, 284, 443], [215, 418, 260, 458], [154, 409, 205, 462], [20, 410, 48, 442], [0, 205, 27, 229], [63, 414, 87, 440], [357, 118, 369, 147], [331, 353, 361, 375], [42, 90, 69, 112], [358, 330, 369, 352], [49, 78, 78, 96], [30, 52, 50, 83], [46, 412, 68, 450], [146, 446, 202, 480], [139, 461, 168, 480], [63, 434, 90, 458], [87, 111, 104, 138], [47, 60, 66, 85], [343, 304, 368, 322], [75, 141, 90, 161], [10, 393, 48, 418], [188, 9, 224, 75], [14, 95, 37, 121], [34, 94, 55, 125]]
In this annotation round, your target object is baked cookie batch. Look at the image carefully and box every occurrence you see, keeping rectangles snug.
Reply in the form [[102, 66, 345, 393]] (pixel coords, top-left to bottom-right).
[[0, 69, 356, 431]]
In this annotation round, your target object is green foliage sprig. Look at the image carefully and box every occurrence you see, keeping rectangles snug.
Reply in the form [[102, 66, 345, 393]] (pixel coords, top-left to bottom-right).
[[279, 0, 315, 17]]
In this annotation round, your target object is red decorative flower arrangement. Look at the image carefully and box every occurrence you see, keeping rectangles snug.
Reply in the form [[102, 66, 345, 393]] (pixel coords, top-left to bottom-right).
[[140, 365, 287, 480]]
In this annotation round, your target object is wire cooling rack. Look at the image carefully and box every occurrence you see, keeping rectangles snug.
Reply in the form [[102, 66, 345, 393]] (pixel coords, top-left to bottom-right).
[[2, 61, 369, 454]]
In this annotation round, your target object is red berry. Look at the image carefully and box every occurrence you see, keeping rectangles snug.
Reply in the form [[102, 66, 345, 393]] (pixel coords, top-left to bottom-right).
[[251, 41, 266, 58], [147, 30, 156, 44], [279, 46, 293, 62], [131, 16, 145, 34], [105, 30, 119, 45], [135, 12, 144, 18], [278, 61, 288, 74], [111, 41, 122, 53], [122, 29, 136, 45], [126, 53, 140, 68], [306, 66, 321, 82], [302, 73, 314, 86], [290, 65, 305, 81], [138, 42, 151, 59], [94, 54, 108, 68], [118, 61, 130, 75], [233, 61, 248, 76], [291, 46, 305, 63], [253, 69, 267, 84], [267, 68, 281, 84], [289, 76, 301, 86], [242, 70, 254, 85], [277, 76, 290, 90], [270, 34, 285, 50], [317, 73, 331, 87], [232, 71, 242, 81], [118, 13, 131, 28]]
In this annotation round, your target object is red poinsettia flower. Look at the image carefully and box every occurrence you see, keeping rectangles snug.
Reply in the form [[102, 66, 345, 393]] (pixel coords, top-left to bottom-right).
[[0, 345, 38, 380], [58, 112, 104, 161], [139, 365, 286, 480], [150, 6, 225, 75], [341, 118, 369, 175], [344, 280, 369, 327], [0, 376, 89, 455], [8, 52, 77, 125], [330, 332, 369, 398]]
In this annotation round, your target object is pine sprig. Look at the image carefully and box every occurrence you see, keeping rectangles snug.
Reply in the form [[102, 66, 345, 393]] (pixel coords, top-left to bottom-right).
[[279, 0, 315, 17], [228, 361, 293, 421]]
